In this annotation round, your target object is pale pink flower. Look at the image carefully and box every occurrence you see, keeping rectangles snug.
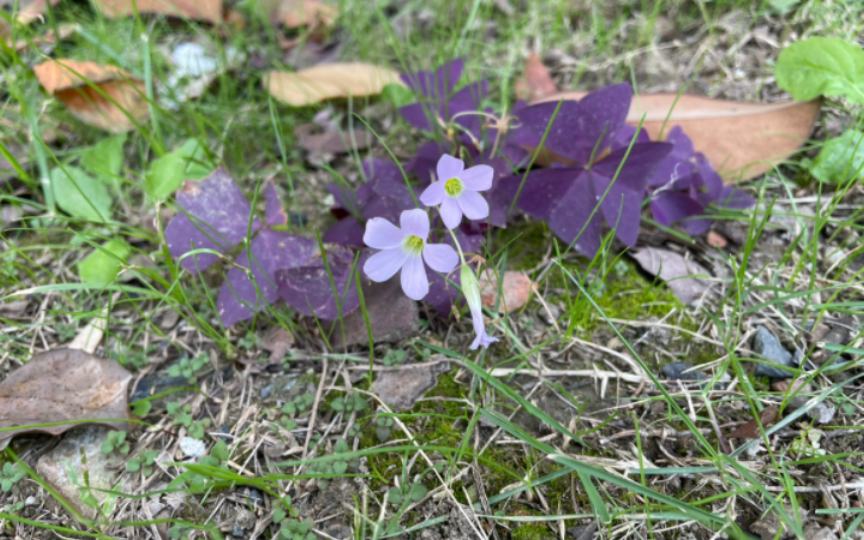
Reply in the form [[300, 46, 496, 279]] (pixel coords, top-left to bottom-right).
[[420, 154, 493, 229], [363, 209, 458, 300]]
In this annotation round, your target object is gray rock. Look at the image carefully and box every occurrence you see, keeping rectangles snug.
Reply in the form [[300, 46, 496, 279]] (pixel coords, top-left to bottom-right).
[[661, 362, 707, 381], [35, 426, 123, 519], [231, 524, 245, 538], [810, 402, 837, 425], [803, 524, 838, 540], [752, 326, 797, 378], [372, 361, 450, 411], [260, 373, 301, 402], [234, 507, 256, 530]]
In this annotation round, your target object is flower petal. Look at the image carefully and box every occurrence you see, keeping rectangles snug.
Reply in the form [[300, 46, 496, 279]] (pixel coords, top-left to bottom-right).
[[363, 248, 408, 282], [439, 196, 463, 229], [399, 208, 430, 240], [363, 217, 405, 249], [456, 190, 490, 221], [400, 255, 429, 300], [423, 243, 458, 273], [437, 154, 464, 182], [458, 165, 493, 191], [420, 181, 445, 207]]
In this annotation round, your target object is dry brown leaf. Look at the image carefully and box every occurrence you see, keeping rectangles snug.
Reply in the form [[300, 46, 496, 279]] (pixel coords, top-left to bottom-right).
[[0, 0, 61, 25], [294, 122, 372, 154], [33, 59, 149, 133], [0, 349, 133, 449], [478, 270, 535, 313], [90, 0, 222, 23], [514, 53, 558, 102], [265, 63, 404, 107], [630, 247, 712, 306], [532, 92, 820, 182], [256, 0, 337, 28], [727, 405, 778, 440]]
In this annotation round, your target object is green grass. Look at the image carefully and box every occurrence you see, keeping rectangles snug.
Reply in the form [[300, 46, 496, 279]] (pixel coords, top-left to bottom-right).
[[3, 0, 864, 539]]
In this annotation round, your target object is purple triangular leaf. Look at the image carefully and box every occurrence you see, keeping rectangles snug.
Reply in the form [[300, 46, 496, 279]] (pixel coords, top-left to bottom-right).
[[575, 82, 633, 163], [407, 141, 449, 183], [591, 172, 643, 247], [322, 217, 365, 247], [399, 102, 434, 131], [666, 125, 695, 161], [514, 167, 580, 220], [217, 231, 318, 327], [165, 167, 261, 273], [264, 180, 288, 227], [650, 190, 710, 236], [612, 125, 651, 151], [714, 186, 755, 209], [591, 142, 673, 192], [400, 58, 463, 99], [547, 171, 603, 257], [695, 153, 724, 201], [448, 80, 488, 127], [275, 245, 361, 320], [515, 100, 582, 160]]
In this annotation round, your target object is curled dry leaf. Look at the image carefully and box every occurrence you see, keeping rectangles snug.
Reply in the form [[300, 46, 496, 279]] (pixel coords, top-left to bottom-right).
[[0, 349, 133, 450], [478, 270, 535, 312], [257, 0, 337, 29], [514, 53, 558, 102], [295, 122, 372, 155], [727, 405, 779, 440], [630, 247, 711, 306], [533, 92, 820, 181], [33, 59, 149, 133], [2, 0, 61, 25], [265, 63, 404, 107], [90, 0, 222, 24]]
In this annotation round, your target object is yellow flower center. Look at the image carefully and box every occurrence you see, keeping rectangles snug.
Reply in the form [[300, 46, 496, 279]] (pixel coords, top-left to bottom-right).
[[403, 235, 424, 255], [444, 177, 464, 197]]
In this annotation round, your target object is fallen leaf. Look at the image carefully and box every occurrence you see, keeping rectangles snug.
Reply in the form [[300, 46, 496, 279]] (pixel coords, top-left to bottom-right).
[[1, 0, 61, 25], [90, 0, 222, 23], [630, 247, 712, 305], [260, 326, 295, 363], [532, 92, 820, 181], [264, 63, 404, 107], [0, 349, 133, 450], [295, 122, 372, 154], [255, 0, 337, 28], [372, 361, 450, 411], [514, 53, 557, 102], [478, 270, 535, 312], [325, 277, 419, 348], [0, 300, 29, 317], [33, 59, 149, 133], [771, 378, 811, 394], [727, 405, 778, 439]]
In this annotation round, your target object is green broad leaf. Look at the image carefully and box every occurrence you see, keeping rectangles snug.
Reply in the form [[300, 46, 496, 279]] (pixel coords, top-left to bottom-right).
[[77, 241, 129, 285], [273, 508, 286, 524], [387, 487, 402, 505], [144, 139, 212, 200], [211, 440, 229, 462], [332, 461, 347, 474], [126, 458, 142, 472], [810, 130, 864, 184], [775, 37, 864, 105], [407, 482, 427, 502], [81, 134, 126, 185], [381, 83, 416, 108], [52, 166, 113, 223], [78, 238, 132, 286]]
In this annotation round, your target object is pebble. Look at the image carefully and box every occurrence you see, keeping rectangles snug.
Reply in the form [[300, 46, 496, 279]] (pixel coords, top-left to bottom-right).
[[661, 362, 707, 381], [231, 524, 245, 538], [752, 326, 798, 378], [179, 437, 206, 458], [235, 507, 256, 530], [247, 489, 264, 508]]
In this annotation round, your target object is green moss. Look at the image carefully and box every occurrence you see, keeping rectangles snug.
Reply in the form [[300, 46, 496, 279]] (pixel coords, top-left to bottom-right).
[[512, 523, 554, 540]]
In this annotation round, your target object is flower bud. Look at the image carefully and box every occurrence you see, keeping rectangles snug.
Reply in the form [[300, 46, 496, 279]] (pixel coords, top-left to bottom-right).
[[460, 264, 498, 350]]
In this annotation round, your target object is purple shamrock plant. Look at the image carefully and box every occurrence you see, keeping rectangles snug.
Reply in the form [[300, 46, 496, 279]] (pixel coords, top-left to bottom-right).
[[494, 83, 674, 257], [165, 168, 363, 328]]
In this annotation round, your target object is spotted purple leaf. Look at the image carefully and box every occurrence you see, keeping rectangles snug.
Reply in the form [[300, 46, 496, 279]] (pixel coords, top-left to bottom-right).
[[275, 246, 362, 320], [165, 167, 261, 273]]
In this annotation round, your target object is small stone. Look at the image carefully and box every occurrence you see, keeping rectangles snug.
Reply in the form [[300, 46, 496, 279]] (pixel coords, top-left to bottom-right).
[[231, 524, 245, 538], [372, 362, 450, 411], [261, 373, 301, 402], [707, 230, 728, 249], [24, 496, 37, 506], [179, 437, 206, 458], [478, 270, 535, 312], [235, 507, 256, 530], [247, 489, 264, 508], [809, 402, 837, 425], [752, 326, 797, 378], [35, 426, 123, 519], [803, 524, 838, 540], [661, 362, 706, 381], [750, 513, 782, 540]]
